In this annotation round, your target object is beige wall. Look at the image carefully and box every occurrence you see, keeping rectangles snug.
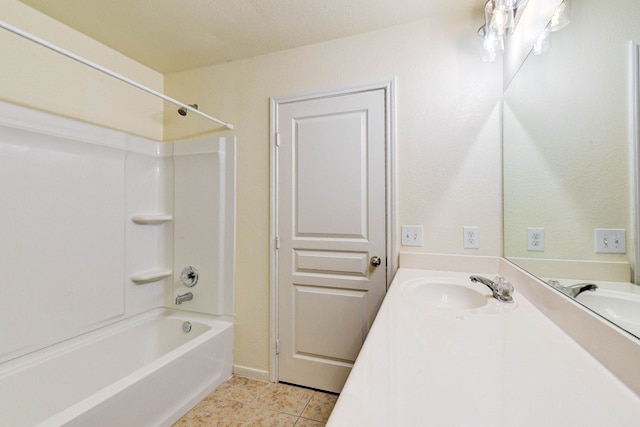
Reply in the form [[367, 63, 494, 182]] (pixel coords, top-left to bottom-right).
[[0, 0, 504, 376], [0, 0, 164, 140], [165, 12, 503, 374]]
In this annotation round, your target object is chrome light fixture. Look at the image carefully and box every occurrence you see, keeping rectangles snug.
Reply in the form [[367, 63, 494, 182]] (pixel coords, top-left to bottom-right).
[[478, 0, 529, 62]]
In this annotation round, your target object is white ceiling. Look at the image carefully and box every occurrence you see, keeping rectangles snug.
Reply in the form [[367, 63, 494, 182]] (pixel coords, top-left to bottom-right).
[[19, 0, 476, 74]]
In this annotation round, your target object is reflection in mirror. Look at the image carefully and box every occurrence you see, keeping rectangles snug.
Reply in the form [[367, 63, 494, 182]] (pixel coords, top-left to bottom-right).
[[503, 0, 640, 337]]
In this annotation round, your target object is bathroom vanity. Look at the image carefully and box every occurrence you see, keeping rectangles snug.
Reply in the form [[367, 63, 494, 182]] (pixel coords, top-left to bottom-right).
[[327, 254, 640, 426]]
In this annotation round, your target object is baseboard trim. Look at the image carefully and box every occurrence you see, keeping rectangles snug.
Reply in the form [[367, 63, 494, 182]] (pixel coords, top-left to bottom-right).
[[233, 365, 270, 382]]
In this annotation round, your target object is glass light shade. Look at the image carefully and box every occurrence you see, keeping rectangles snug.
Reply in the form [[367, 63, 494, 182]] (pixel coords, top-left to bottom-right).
[[533, 31, 551, 55], [484, 0, 496, 29], [495, 0, 528, 11], [481, 42, 498, 62], [495, 0, 518, 11], [478, 24, 504, 62], [547, 0, 571, 32], [485, 0, 515, 36], [479, 0, 524, 62]]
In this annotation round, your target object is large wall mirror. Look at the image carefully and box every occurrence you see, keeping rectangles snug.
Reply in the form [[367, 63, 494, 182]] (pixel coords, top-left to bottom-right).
[[503, 0, 640, 337]]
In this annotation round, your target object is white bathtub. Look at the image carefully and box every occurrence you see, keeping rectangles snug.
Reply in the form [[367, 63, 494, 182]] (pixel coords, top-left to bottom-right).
[[0, 308, 233, 427]]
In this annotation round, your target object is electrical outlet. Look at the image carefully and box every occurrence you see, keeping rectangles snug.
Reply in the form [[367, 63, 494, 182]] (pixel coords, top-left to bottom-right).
[[401, 225, 423, 246], [527, 227, 545, 251], [463, 226, 480, 249], [595, 228, 626, 253]]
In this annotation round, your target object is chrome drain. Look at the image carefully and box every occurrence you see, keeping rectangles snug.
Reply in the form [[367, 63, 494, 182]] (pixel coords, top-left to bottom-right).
[[182, 321, 192, 333]]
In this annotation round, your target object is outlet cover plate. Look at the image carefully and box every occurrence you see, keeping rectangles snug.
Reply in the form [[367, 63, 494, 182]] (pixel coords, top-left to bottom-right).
[[401, 225, 423, 246], [463, 226, 480, 249], [527, 227, 545, 251]]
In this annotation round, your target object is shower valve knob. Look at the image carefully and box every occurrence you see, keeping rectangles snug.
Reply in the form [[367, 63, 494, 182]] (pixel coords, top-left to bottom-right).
[[181, 266, 199, 287]]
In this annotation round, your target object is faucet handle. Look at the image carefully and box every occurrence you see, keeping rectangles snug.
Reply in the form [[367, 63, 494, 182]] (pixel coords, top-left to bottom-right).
[[495, 279, 514, 302], [498, 280, 514, 296], [181, 266, 199, 287]]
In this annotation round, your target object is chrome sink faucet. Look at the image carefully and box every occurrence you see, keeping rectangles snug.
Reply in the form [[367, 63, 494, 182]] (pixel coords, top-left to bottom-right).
[[470, 275, 514, 303], [175, 292, 193, 305]]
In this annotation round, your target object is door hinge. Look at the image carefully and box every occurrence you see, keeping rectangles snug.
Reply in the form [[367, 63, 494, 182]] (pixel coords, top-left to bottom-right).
[[275, 132, 281, 147], [275, 339, 280, 355], [275, 235, 280, 250]]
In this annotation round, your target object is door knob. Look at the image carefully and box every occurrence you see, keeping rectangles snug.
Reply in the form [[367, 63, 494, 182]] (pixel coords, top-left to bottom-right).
[[370, 256, 382, 267]]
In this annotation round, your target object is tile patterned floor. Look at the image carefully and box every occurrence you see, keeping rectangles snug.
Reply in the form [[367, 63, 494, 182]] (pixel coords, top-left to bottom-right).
[[173, 376, 338, 427]]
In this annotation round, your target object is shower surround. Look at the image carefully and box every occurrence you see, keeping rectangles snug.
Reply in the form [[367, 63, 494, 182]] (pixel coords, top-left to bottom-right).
[[0, 101, 235, 425]]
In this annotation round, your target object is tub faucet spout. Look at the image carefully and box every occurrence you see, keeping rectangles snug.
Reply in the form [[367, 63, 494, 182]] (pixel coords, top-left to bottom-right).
[[175, 292, 193, 305], [469, 275, 514, 303], [562, 283, 598, 298]]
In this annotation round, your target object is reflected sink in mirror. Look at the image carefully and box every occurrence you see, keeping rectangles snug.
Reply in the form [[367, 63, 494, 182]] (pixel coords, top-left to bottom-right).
[[404, 280, 489, 310], [576, 290, 640, 337]]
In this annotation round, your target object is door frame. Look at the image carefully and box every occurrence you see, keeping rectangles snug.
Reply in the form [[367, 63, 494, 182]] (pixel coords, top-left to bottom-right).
[[268, 80, 398, 382], [632, 41, 640, 284]]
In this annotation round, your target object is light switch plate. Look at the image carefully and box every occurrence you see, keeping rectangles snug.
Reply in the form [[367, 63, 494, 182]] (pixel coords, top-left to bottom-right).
[[401, 225, 423, 246], [595, 228, 626, 253]]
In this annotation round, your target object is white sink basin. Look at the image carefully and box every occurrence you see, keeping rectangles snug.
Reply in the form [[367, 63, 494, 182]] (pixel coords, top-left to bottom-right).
[[576, 290, 640, 337], [404, 279, 489, 310]]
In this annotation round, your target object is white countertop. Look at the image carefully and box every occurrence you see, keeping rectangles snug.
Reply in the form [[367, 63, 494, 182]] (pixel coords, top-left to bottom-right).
[[328, 268, 640, 426]]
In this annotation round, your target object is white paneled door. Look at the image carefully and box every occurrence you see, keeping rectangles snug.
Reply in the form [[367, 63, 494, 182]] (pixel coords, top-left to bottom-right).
[[274, 88, 388, 393]]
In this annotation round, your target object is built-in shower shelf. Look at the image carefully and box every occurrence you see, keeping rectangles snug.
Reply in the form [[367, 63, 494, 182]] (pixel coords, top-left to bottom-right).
[[131, 214, 173, 225], [131, 269, 172, 284]]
